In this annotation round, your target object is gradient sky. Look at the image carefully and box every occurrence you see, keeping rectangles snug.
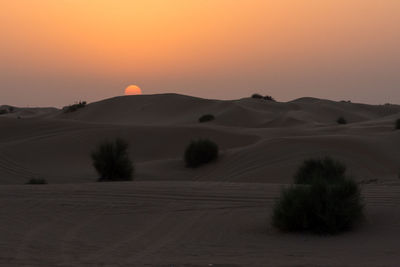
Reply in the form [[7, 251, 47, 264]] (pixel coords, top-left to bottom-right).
[[1, 0, 400, 107]]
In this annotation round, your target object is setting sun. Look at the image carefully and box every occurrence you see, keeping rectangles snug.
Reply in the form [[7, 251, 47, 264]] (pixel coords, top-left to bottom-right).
[[2, 1, 400, 106], [124, 85, 142, 95]]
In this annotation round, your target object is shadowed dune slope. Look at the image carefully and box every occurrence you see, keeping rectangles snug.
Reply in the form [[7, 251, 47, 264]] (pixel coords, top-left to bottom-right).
[[1, 94, 400, 184], [0, 117, 258, 184], [53, 94, 400, 127], [0, 105, 58, 119]]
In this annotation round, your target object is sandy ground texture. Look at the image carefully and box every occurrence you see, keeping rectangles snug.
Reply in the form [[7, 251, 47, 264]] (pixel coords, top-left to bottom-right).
[[1, 94, 400, 266], [0, 182, 399, 266]]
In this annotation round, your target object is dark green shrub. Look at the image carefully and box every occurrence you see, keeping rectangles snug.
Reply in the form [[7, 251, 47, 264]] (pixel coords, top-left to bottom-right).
[[184, 139, 219, 168], [198, 114, 215, 123], [337, 116, 347, 124], [272, 178, 364, 234], [63, 101, 87, 113], [251, 93, 263, 99], [273, 157, 364, 234], [0, 109, 8, 115], [26, 178, 47, 185], [91, 138, 134, 181], [395, 119, 400, 130], [294, 157, 347, 185]]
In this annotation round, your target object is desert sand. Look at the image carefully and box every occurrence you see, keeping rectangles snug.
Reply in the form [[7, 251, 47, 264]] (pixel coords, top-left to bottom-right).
[[0, 94, 400, 266]]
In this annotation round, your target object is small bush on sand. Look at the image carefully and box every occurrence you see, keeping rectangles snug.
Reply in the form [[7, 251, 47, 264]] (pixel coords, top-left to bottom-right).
[[263, 95, 276, 102], [184, 139, 219, 168], [199, 114, 215, 123], [0, 109, 8, 115], [395, 119, 400, 130], [91, 138, 134, 181], [251, 94, 276, 102], [273, 157, 364, 234], [272, 178, 364, 234], [251, 93, 263, 99], [337, 116, 347, 125], [294, 157, 347, 185], [26, 178, 47, 185], [63, 101, 87, 113]]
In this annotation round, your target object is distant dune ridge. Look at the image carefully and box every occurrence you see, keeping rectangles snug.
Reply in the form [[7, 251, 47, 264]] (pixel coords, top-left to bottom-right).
[[1, 93, 400, 184], [1, 94, 400, 266]]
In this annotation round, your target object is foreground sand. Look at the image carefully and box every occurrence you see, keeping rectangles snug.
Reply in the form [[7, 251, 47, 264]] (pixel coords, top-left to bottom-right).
[[0, 182, 399, 266]]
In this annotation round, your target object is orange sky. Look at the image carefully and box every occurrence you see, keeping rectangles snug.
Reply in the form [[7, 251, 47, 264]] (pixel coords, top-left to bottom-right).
[[1, 0, 400, 106]]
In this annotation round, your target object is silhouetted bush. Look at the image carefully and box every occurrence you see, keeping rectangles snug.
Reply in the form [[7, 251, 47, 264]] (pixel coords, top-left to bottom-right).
[[337, 116, 347, 124], [184, 139, 219, 168], [91, 138, 134, 181], [263, 95, 276, 102], [251, 93, 263, 99], [272, 178, 364, 234], [294, 157, 347, 185], [273, 157, 364, 234], [395, 119, 400, 130], [63, 101, 87, 113], [26, 178, 47, 185], [0, 106, 14, 115], [251, 94, 276, 102], [199, 114, 215, 123]]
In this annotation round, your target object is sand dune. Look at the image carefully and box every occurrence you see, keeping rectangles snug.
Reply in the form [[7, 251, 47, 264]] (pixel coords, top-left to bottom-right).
[[53, 94, 400, 127], [0, 105, 58, 119], [1, 94, 400, 265], [1, 94, 400, 184]]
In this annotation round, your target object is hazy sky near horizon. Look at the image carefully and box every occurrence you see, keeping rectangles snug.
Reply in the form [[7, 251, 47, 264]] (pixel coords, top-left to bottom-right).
[[1, 0, 400, 107]]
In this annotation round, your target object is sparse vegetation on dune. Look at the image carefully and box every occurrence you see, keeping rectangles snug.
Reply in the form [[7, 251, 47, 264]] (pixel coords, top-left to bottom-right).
[[184, 139, 219, 168], [337, 116, 347, 124], [91, 138, 134, 181], [251, 93, 276, 102], [26, 178, 47, 185], [263, 95, 276, 101], [251, 93, 263, 99], [198, 114, 215, 123], [63, 101, 87, 113], [273, 157, 364, 235], [0, 106, 15, 115]]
